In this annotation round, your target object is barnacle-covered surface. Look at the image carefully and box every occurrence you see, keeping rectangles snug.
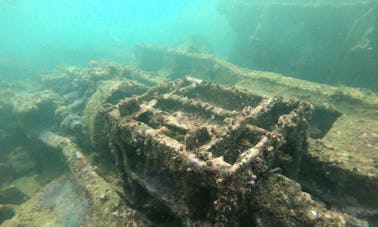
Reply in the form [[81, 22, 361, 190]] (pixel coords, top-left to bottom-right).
[[101, 77, 361, 225], [252, 173, 368, 227], [135, 45, 378, 225], [82, 79, 148, 151]]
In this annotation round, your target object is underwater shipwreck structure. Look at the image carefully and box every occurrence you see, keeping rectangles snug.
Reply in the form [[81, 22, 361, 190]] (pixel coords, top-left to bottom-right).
[[0, 45, 378, 226]]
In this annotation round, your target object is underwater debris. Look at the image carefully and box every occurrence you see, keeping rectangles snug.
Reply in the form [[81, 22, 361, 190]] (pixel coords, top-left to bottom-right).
[[135, 45, 378, 219], [94, 77, 314, 225], [82, 79, 148, 151], [2, 58, 375, 226]]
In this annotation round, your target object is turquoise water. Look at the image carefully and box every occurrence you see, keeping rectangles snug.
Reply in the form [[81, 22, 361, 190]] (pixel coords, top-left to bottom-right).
[[0, 0, 233, 79], [0, 1, 377, 226], [1, 1, 376, 91]]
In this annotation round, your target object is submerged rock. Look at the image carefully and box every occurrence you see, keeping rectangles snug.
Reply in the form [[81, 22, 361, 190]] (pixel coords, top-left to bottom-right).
[[12, 90, 61, 128]]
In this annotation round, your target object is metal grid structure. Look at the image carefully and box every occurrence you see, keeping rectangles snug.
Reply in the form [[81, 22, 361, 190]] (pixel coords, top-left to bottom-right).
[[105, 77, 313, 225]]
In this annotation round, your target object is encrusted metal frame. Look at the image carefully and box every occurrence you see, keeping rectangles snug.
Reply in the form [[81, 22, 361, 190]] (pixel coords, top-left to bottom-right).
[[106, 77, 313, 224]]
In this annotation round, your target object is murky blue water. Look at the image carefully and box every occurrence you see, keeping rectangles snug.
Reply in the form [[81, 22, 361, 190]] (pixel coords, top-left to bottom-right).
[[0, 0, 233, 79]]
